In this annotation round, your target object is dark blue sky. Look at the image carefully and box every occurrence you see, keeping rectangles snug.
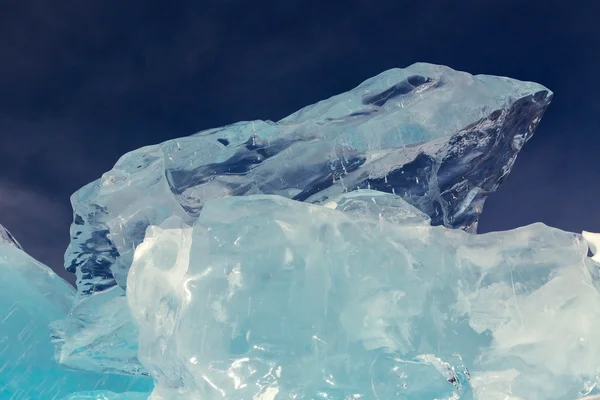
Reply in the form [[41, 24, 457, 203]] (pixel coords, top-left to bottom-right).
[[0, 0, 598, 281]]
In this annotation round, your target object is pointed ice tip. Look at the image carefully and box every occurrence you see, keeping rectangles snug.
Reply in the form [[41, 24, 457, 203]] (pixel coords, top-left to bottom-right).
[[582, 230, 600, 262], [0, 223, 23, 250]]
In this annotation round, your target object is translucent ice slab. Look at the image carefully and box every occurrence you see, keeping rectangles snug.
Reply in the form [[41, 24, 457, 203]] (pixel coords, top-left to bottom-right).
[[127, 191, 600, 400]]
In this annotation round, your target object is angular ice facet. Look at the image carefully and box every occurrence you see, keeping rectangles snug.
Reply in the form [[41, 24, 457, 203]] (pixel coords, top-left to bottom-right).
[[0, 239, 152, 399], [127, 192, 600, 400], [58, 63, 552, 375]]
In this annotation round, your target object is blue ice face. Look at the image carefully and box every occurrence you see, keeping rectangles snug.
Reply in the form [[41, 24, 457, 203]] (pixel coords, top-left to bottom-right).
[[0, 241, 152, 399]]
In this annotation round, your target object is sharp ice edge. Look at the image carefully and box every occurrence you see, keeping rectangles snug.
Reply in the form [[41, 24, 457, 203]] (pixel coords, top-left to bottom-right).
[[55, 63, 553, 378], [0, 223, 23, 249]]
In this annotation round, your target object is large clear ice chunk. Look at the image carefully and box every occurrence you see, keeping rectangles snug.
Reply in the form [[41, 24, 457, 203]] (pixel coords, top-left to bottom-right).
[[56, 64, 552, 375], [0, 237, 152, 399], [67, 63, 552, 297], [127, 191, 600, 400]]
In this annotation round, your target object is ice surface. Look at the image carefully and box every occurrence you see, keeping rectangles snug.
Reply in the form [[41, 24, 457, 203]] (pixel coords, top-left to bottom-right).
[[61, 391, 150, 400], [57, 63, 552, 375], [127, 191, 600, 400], [0, 237, 152, 399], [0, 223, 22, 249]]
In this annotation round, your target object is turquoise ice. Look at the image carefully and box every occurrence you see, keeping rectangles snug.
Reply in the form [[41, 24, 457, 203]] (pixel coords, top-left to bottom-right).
[[61, 391, 150, 400], [0, 230, 152, 399]]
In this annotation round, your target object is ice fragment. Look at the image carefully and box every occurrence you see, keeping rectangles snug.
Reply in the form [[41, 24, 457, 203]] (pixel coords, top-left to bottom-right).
[[127, 191, 600, 399]]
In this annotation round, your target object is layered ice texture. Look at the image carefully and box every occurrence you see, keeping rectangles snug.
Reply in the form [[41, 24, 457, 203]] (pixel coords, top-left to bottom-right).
[[127, 191, 600, 399], [0, 227, 152, 399], [55, 63, 554, 378]]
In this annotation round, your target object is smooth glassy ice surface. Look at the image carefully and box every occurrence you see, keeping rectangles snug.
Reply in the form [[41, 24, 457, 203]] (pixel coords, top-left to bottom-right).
[[127, 191, 600, 400], [56, 63, 552, 375], [0, 239, 152, 399]]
